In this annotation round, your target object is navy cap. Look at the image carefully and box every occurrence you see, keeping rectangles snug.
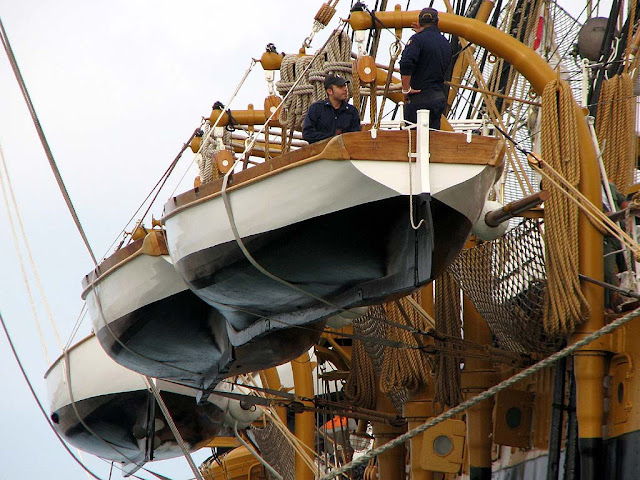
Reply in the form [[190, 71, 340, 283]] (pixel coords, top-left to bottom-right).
[[324, 73, 350, 89], [419, 7, 439, 23]]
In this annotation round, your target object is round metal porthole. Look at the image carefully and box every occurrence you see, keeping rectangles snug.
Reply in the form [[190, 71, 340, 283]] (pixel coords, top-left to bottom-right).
[[505, 407, 522, 429], [618, 382, 624, 404], [433, 435, 453, 456]]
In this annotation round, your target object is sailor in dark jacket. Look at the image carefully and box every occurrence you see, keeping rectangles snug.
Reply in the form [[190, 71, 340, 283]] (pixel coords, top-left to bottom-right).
[[302, 73, 361, 144], [399, 7, 452, 129]]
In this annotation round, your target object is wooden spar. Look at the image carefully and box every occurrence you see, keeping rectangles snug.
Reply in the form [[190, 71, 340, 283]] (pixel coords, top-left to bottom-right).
[[484, 190, 549, 227], [350, 9, 605, 475], [291, 352, 315, 480], [210, 108, 281, 128], [461, 255, 495, 480]]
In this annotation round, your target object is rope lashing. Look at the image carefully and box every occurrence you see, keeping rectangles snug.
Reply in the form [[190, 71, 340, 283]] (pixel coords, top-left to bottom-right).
[[380, 291, 431, 396], [434, 271, 463, 407], [595, 73, 635, 194], [540, 79, 590, 337], [320, 306, 640, 480]]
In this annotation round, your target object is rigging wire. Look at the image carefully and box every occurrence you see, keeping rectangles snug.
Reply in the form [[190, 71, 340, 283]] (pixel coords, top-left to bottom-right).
[[0, 144, 54, 362], [99, 128, 199, 262], [0, 17, 97, 265], [0, 311, 105, 480]]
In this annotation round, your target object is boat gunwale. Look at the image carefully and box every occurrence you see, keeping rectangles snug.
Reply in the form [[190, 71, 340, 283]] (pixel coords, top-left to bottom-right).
[[161, 129, 504, 222], [80, 230, 169, 298]]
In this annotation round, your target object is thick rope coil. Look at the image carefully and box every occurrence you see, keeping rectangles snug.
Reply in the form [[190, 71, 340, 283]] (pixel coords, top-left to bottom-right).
[[433, 271, 463, 407], [196, 124, 222, 184], [595, 73, 635, 194], [324, 31, 354, 98], [344, 336, 377, 410], [320, 306, 640, 480], [380, 291, 431, 399], [540, 80, 590, 337], [277, 55, 317, 130]]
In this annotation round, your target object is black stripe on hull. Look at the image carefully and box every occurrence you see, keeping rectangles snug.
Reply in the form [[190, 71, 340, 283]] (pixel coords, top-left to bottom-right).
[[97, 289, 323, 388], [51, 391, 225, 464], [175, 194, 471, 346], [96, 289, 231, 387]]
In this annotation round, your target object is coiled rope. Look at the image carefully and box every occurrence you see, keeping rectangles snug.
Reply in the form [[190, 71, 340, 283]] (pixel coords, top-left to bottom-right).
[[380, 292, 431, 396], [278, 30, 353, 130], [320, 306, 640, 480], [540, 79, 590, 337], [324, 31, 354, 98], [277, 54, 317, 131], [595, 73, 635, 194], [434, 271, 463, 407]]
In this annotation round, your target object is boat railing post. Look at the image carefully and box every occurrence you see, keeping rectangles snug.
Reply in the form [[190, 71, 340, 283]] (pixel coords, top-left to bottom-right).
[[415, 109, 431, 193]]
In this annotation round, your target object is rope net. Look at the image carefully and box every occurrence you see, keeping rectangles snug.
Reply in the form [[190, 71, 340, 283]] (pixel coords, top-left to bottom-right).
[[252, 420, 296, 480], [448, 218, 562, 354]]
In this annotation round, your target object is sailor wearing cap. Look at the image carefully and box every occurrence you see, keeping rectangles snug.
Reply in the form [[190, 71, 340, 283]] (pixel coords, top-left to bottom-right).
[[399, 7, 452, 129], [302, 73, 361, 144]]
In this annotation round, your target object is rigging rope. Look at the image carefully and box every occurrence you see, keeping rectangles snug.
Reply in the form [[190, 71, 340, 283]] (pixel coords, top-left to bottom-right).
[[143, 376, 205, 480], [320, 305, 640, 480], [0, 312, 105, 480], [0, 18, 97, 265], [540, 79, 590, 337], [0, 145, 55, 362], [595, 73, 635, 193], [433, 271, 463, 407]]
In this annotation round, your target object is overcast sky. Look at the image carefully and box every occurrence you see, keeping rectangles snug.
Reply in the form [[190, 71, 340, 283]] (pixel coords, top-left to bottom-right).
[[0, 1, 601, 478]]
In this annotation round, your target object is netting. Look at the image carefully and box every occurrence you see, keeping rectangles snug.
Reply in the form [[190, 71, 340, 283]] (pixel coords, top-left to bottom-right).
[[449, 218, 562, 354], [252, 420, 296, 480]]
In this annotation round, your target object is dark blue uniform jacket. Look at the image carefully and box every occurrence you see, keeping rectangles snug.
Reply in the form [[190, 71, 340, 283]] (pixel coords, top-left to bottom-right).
[[302, 100, 361, 144], [399, 25, 452, 92]]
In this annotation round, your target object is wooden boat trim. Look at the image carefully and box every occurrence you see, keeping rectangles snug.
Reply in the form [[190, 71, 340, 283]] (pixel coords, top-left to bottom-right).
[[81, 230, 169, 297], [163, 129, 505, 220]]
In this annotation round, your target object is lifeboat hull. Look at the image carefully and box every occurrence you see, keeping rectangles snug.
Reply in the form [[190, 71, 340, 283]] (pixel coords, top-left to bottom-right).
[[163, 130, 502, 340], [44, 335, 229, 472], [82, 231, 318, 390]]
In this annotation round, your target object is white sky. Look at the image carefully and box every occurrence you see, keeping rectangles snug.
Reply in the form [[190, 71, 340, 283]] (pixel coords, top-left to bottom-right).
[[0, 0, 610, 478]]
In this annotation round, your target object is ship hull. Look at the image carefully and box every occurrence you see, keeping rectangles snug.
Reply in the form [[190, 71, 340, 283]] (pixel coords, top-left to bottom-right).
[[84, 246, 319, 389], [45, 335, 228, 471], [165, 156, 497, 337]]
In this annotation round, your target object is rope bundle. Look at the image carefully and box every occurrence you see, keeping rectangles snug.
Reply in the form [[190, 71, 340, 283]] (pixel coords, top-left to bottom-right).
[[540, 80, 590, 336], [344, 334, 377, 410], [323, 31, 353, 99], [345, 306, 386, 410], [380, 291, 431, 397], [595, 73, 635, 194], [433, 272, 463, 407], [276, 31, 353, 130], [195, 124, 224, 184], [277, 55, 318, 130]]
